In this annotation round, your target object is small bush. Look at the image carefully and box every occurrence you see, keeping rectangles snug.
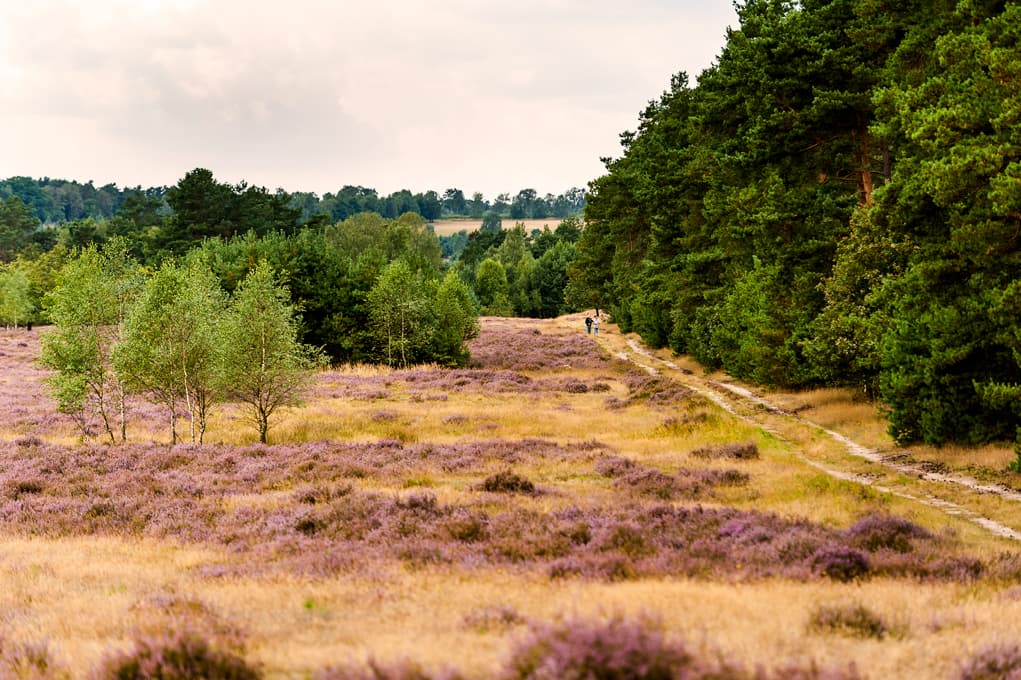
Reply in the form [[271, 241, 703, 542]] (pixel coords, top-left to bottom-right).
[[294, 513, 323, 536], [501, 615, 739, 680], [604, 397, 627, 410], [811, 545, 870, 582], [562, 379, 589, 393], [956, 643, 1021, 680], [397, 491, 439, 512], [807, 604, 890, 639], [478, 471, 536, 494], [594, 456, 638, 477], [446, 509, 489, 543], [615, 467, 687, 500], [845, 513, 932, 553], [928, 556, 985, 582], [92, 632, 259, 679], [705, 469, 751, 486], [295, 483, 353, 505], [690, 441, 759, 460], [9, 479, 44, 498]]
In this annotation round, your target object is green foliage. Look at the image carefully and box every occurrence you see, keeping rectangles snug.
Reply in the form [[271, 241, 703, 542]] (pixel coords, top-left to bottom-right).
[[367, 260, 436, 368], [352, 252, 479, 369], [162, 168, 301, 256], [116, 257, 225, 444], [430, 271, 480, 367], [218, 262, 326, 443], [0, 196, 42, 262], [0, 263, 35, 328], [480, 211, 503, 233], [39, 240, 143, 442], [857, 2, 1021, 444], [568, 0, 1021, 448], [475, 258, 513, 316]]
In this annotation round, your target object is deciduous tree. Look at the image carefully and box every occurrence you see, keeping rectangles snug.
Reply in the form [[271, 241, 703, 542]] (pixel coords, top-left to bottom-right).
[[117, 257, 225, 443], [218, 262, 326, 443]]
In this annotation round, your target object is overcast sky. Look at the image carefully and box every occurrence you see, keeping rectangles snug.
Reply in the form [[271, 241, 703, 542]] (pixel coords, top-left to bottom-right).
[[0, 0, 736, 199]]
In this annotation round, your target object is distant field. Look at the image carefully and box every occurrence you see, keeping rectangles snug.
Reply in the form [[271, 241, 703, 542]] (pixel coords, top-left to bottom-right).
[[431, 218, 570, 237]]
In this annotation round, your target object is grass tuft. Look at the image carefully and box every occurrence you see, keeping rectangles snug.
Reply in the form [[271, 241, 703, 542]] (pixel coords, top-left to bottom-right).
[[808, 603, 892, 639]]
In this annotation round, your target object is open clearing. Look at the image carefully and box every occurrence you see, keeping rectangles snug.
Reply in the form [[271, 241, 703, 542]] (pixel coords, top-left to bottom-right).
[[430, 218, 567, 237], [1, 316, 1020, 678]]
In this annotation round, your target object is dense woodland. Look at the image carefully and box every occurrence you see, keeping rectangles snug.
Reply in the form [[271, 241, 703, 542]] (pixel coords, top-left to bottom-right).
[[566, 0, 1021, 451]]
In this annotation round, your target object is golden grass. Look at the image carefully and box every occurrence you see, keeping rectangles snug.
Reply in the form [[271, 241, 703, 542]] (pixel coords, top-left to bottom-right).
[[4, 536, 1021, 678], [430, 218, 568, 237]]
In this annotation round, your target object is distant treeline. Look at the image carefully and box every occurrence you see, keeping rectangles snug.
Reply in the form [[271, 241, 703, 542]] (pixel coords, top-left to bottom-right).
[[0, 173, 585, 229], [0, 166, 585, 366], [567, 0, 1021, 451]]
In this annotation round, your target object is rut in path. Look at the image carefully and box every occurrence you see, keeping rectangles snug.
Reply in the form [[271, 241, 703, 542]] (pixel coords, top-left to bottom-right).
[[586, 319, 1021, 542]]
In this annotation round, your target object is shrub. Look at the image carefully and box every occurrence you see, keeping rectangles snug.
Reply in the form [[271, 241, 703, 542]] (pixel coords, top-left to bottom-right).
[[594, 456, 638, 477], [928, 556, 985, 582], [562, 379, 589, 393], [845, 513, 932, 553], [478, 471, 536, 494], [689, 441, 759, 460], [614, 467, 689, 500], [397, 491, 439, 512], [501, 615, 740, 680], [703, 469, 751, 486], [294, 483, 353, 505], [807, 604, 890, 639], [956, 643, 1021, 680], [92, 631, 259, 679], [445, 509, 489, 543], [811, 545, 870, 582], [8, 479, 44, 498]]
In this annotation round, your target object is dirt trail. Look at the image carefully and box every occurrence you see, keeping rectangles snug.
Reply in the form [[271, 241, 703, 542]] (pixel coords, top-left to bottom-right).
[[566, 316, 1021, 542]]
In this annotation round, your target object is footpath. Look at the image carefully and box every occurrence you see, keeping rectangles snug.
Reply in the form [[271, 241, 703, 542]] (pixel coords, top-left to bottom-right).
[[560, 314, 1021, 544]]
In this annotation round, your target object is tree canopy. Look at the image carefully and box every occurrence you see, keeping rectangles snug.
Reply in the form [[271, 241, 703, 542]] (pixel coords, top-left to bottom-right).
[[568, 0, 1021, 449]]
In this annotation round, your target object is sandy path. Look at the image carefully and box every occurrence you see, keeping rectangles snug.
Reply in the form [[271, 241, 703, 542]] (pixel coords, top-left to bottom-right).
[[560, 315, 1021, 542]]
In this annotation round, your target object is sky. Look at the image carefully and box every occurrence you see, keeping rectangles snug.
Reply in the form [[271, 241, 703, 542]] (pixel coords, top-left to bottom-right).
[[0, 0, 737, 199]]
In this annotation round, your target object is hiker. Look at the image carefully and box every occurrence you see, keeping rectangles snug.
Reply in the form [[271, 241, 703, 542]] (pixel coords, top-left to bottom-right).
[[585, 316, 593, 334], [593, 316, 600, 336]]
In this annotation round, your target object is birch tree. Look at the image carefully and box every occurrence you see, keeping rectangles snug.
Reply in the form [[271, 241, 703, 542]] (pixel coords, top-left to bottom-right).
[[367, 259, 433, 368], [39, 240, 142, 441], [117, 257, 224, 444], [219, 262, 325, 443]]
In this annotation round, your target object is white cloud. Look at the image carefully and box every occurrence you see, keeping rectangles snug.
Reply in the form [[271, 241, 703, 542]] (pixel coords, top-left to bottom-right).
[[0, 0, 735, 197]]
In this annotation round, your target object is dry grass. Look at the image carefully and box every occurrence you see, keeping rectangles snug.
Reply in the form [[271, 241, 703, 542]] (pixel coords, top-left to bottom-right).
[[430, 218, 568, 237], [4, 538, 1021, 678], [2, 319, 1021, 678]]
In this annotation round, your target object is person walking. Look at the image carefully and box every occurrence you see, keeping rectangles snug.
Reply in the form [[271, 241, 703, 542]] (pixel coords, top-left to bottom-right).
[[593, 316, 600, 336], [585, 316, 593, 334]]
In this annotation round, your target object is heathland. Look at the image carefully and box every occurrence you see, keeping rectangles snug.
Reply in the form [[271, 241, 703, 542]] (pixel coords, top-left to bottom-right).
[[1, 315, 1020, 679]]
